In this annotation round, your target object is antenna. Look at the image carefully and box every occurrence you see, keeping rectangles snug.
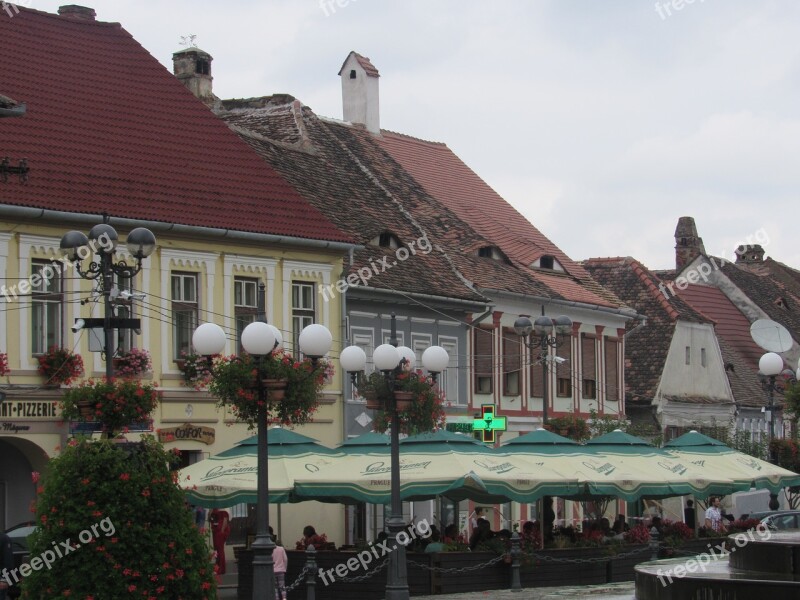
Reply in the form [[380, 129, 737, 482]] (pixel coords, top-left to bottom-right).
[[750, 319, 793, 353]]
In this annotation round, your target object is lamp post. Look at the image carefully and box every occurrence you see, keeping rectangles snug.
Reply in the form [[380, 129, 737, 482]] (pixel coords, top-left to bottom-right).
[[60, 221, 156, 379], [513, 308, 572, 425], [193, 288, 332, 600], [759, 352, 786, 511], [340, 315, 449, 600]]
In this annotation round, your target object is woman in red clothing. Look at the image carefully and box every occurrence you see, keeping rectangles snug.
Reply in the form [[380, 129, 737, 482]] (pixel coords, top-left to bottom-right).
[[209, 508, 231, 574]]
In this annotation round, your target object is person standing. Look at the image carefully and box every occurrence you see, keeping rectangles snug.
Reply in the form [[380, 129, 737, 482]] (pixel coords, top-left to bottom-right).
[[0, 530, 13, 600], [704, 497, 727, 533], [209, 508, 231, 575], [684, 500, 696, 529], [270, 526, 288, 600]]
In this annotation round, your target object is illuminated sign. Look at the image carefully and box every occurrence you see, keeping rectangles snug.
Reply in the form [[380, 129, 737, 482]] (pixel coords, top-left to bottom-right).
[[472, 404, 507, 443]]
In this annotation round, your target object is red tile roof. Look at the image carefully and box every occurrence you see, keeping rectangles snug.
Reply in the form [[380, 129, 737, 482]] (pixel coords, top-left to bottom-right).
[[338, 51, 380, 78], [378, 130, 621, 308], [0, 8, 351, 243], [674, 284, 765, 370]]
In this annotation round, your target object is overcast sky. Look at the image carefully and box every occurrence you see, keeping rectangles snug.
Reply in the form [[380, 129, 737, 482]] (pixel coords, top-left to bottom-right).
[[29, 0, 800, 270]]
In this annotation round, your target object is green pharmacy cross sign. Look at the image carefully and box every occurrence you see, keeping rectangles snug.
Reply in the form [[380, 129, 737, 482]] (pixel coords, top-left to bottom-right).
[[473, 404, 507, 443]]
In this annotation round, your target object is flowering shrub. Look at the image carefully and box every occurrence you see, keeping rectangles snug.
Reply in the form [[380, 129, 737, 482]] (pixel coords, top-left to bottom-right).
[[661, 519, 694, 547], [60, 379, 160, 435], [21, 436, 215, 599], [37, 346, 84, 385], [544, 413, 591, 441], [206, 351, 326, 429], [113, 347, 151, 378], [443, 532, 469, 552], [729, 518, 763, 533], [373, 370, 446, 435], [295, 533, 328, 550], [623, 523, 651, 544], [0, 351, 9, 376]]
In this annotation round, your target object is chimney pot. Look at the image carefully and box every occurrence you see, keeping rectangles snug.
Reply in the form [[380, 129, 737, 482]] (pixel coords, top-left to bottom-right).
[[58, 5, 97, 21]]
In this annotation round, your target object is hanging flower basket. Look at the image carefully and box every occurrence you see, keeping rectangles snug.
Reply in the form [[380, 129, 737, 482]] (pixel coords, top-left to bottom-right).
[[362, 389, 381, 410], [60, 378, 160, 435], [373, 370, 446, 435], [205, 351, 329, 430], [112, 347, 151, 378], [37, 346, 84, 386], [0, 352, 10, 377]]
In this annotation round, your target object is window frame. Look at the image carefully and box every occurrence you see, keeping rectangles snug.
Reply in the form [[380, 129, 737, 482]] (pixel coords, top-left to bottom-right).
[[171, 271, 199, 360], [234, 277, 260, 354], [473, 326, 494, 394], [292, 281, 316, 357], [31, 259, 64, 355]]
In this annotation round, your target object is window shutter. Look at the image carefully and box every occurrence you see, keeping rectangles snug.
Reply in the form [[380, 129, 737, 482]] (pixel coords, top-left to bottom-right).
[[474, 327, 493, 376], [530, 347, 544, 397], [582, 334, 596, 381], [503, 329, 521, 373]]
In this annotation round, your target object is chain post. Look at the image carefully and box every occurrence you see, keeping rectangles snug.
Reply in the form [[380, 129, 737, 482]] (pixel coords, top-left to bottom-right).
[[305, 544, 317, 600], [510, 532, 522, 591], [649, 528, 661, 561]]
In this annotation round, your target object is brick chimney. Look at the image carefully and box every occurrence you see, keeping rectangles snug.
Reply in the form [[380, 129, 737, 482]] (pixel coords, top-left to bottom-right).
[[674, 216, 706, 271], [173, 47, 214, 106], [735, 244, 765, 264], [339, 51, 380, 134], [58, 5, 97, 21]]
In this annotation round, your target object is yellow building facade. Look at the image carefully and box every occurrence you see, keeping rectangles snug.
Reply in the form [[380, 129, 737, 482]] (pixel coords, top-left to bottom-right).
[[0, 217, 349, 545]]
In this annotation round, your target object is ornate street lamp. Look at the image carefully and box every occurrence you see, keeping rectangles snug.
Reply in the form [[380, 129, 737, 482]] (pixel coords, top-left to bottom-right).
[[60, 222, 156, 379], [193, 296, 332, 600], [513, 309, 572, 425], [341, 314, 448, 600]]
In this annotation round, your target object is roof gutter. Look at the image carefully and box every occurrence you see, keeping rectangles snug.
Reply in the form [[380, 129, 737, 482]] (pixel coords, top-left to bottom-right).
[[478, 287, 639, 319], [0, 204, 361, 252]]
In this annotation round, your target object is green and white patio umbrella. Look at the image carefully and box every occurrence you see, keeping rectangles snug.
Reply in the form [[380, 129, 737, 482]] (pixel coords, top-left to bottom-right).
[[664, 430, 800, 494], [502, 429, 738, 501], [293, 430, 578, 504], [580, 430, 742, 499], [178, 427, 344, 507]]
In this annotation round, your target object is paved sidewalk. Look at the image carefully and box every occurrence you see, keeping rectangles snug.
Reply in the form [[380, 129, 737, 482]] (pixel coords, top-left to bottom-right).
[[218, 582, 636, 599]]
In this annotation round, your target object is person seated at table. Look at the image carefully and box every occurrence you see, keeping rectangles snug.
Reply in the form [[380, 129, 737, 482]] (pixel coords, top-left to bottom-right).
[[612, 514, 628, 534], [424, 530, 446, 553], [469, 518, 494, 551], [443, 523, 460, 544]]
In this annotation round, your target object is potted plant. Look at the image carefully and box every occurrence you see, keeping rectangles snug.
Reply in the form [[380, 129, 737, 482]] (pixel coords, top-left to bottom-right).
[[0, 351, 9, 377], [355, 371, 392, 409], [373, 369, 446, 435], [545, 413, 591, 441], [112, 347, 152, 378], [60, 378, 160, 435], [37, 346, 84, 386], [205, 351, 327, 430]]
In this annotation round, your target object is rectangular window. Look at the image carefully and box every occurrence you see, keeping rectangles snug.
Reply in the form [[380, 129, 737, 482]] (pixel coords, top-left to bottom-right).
[[115, 271, 134, 354], [172, 272, 198, 359], [234, 277, 259, 353], [292, 281, 315, 357], [350, 331, 374, 401], [502, 329, 521, 396], [529, 347, 544, 398], [474, 327, 493, 394], [685, 346, 691, 365], [556, 345, 572, 398], [581, 334, 596, 399], [439, 338, 461, 405], [605, 338, 619, 402], [31, 260, 63, 354], [701, 348, 707, 368]]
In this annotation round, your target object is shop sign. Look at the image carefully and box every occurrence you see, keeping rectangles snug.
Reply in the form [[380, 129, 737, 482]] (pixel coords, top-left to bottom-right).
[[158, 423, 215, 445], [0, 400, 58, 419]]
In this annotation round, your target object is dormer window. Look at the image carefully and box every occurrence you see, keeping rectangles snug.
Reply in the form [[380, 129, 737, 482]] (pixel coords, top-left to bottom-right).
[[776, 297, 788, 309], [371, 231, 402, 249], [476, 246, 508, 262], [531, 255, 565, 272]]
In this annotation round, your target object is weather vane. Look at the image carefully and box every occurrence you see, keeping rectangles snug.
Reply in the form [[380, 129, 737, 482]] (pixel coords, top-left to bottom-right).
[[179, 34, 198, 49]]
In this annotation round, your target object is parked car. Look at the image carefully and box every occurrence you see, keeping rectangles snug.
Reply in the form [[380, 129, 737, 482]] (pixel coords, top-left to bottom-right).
[[3, 522, 34, 599], [748, 510, 800, 531]]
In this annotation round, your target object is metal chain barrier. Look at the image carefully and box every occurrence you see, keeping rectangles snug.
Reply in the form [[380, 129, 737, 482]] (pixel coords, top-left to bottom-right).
[[525, 545, 651, 564], [334, 556, 390, 583], [407, 552, 506, 574], [284, 565, 310, 593]]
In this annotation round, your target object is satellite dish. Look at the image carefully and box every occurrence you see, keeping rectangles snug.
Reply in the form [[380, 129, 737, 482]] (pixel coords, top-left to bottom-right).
[[750, 319, 793, 353]]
